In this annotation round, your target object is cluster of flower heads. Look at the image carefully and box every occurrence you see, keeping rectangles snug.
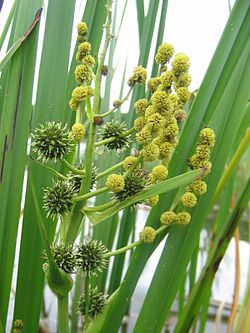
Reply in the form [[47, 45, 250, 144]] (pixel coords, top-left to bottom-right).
[[138, 126, 215, 243], [12, 320, 23, 333], [44, 240, 109, 276]]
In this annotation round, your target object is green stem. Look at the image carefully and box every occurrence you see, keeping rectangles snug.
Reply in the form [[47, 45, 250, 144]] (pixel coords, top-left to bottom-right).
[[100, 87, 133, 118], [61, 159, 85, 175], [31, 156, 67, 180], [84, 274, 90, 328], [123, 154, 142, 178], [212, 128, 250, 205], [105, 225, 167, 258], [58, 296, 69, 333], [73, 186, 108, 202], [96, 162, 124, 180], [92, 0, 112, 115], [84, 200, 117, 212]]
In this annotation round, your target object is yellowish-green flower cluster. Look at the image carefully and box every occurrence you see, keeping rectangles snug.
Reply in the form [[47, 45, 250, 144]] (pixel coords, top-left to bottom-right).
[[69, 22, 95, 112], [160, 211, 191, 226], [70, 123, 86, 142], [106, 174, 125, 193], [139, 227, 156, 243], [128, 65, 147, 86]]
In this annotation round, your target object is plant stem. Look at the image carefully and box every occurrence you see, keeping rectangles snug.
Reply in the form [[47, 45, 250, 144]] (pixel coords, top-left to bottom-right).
[[84, 274, 90, 329], [100, 87, 133, 118], [92, 0, 112, 115], [84, 200, 117, 212], [58, 296, 69, 333], [105, 225, 167, 258], [212, 128, 250, 205], [96, 161, 124, 180], [62, 159, 85, 175], [73, 186, 108, 202]]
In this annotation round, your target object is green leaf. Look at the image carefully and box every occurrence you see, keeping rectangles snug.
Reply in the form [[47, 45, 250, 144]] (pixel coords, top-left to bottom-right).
[[85, 169, 203, 225]]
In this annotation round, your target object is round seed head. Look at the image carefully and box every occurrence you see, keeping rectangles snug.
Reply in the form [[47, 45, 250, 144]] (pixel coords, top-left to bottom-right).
[[181, 191, 197, 208], [43, 180, 76, 219], [46, 243, 76, 274], [75, 240, 108, 276], [32, 122, 73, 163], [160, 211, 176, 225], [175, 211, 191, 225], [78, 288, 107, 319]]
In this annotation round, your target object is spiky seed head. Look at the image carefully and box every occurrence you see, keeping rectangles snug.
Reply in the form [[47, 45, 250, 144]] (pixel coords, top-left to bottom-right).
[[175, 211, 191, 225], [172, 53, 190, 75], [45, 243, 77, 274], [199, 128, 215, 147], [134, 98, 150, 115], [78, 288, 107, 319], [98, 120, 131, 151], [128, 65, 147, 86], [106, 174, 125, 193], [74, 64, 91, 84], [43, 180, 76, 219], [77, 22, 88, 36], [155, 43, 174, 65], [142, 143, 159, 162], [147, 77, 161, 92], [181, 191, 197, 208], [139, 227, 156, 243], [69, 98, 79, 111], [115, 170, 148, 201], [70, 123, 85, 142], [134, 116, 145, 132], [146, 195, 159, 207], [32, 122, 73, 163], [75, 240, 108, 276], [72, 86, 94, 102], [160, 211, 176, 225], [152, 165, 168, 181], [188, 179, 207, 196]]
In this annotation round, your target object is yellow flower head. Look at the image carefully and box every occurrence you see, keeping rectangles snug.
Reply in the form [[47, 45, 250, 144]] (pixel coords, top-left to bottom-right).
[[172, 53, 190, 74], [174, 72, 191, 88], [188, 179, 207, 196], [123, 156, 140, 171], [134, 98, 150, 115], [155, 43, 174, 64], [146, 113, 166, 132], [196, 144, 211, 159], [112, 99, 123, 108], [151, 91, 169, 109], [139, 226, 156, 243], [134, 116, 145, 132], [181, 191, 197, 208], [160, 211, 176, 225], [174, 109, 187, 123], [176, 87, 191, 104], [163, 122, 179, 139], [83, 55, 95, 68], [74, 64, 91, 84], [189, 154, 212, 172], [142, 143, 159, 162], [77, 22, 88, 36], [158, 142, 174, 159], [136, 126, 152, 144], [147, 77, 161, 92], [106, 174, 125, 193], [199, 128, 215, 147], [175, 211, 191, 225], [147, 195, 159, 207], [69, 98, 78, 111], [72, 86, 94, 101], [76, 42, 91, 61], [161, 70, 173, 90], [128, 65, 147, 86], [152, 164, 168, 181], [70, 123, 85, 142], [145, 105, 158, 118]]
